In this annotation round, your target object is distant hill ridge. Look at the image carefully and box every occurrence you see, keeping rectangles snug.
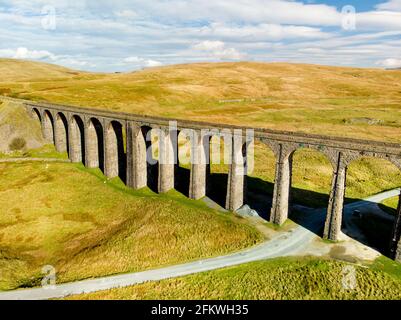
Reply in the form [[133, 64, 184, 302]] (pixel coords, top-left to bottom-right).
[[1, 58, 401, 142]]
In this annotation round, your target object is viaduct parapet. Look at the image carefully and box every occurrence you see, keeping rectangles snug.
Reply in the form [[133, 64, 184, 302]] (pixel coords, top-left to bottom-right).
[[24, 100, 401, 261]]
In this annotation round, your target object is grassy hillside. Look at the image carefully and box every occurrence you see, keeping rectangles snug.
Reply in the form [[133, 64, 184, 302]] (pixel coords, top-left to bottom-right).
[[1, 59, 401, 142], [0, 162, 262, 291], [0, 99, 46, 153], [68, 256, 401, 300]]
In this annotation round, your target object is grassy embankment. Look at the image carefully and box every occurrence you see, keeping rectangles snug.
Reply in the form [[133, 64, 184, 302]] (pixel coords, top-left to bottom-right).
[[379, 197, 399, 215], [68, 256, 401, 300], [0, 161, 262, 291]]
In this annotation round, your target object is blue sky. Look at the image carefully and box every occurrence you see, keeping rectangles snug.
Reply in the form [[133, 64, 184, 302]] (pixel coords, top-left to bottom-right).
[[0, 0, 400, 71]]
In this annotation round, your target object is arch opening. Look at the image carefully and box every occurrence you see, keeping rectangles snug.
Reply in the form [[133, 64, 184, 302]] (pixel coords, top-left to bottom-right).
[[244, 140, 276, 220], [289, 147, 333, 236], [345, 156, 401, 257], [174, 130, 191, 197], [143, 127, 159, 192], [205, 134, 231, 208]]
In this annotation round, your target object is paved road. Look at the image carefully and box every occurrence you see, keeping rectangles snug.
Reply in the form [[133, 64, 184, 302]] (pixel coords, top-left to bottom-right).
[[0, 189, 398, 300]]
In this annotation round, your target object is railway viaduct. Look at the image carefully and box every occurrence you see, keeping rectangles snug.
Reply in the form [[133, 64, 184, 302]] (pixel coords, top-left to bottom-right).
[[24, 101, 401, 261]]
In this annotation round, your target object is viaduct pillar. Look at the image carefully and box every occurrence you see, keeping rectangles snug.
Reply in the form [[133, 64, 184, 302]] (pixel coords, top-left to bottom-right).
[[324, 152, 347, 241], [189, 131, 207, 200], [54, 115, 67, 153], [270, 144, 293, 225], [225, 133, 247, 211], [68, 116, 83, 163], [126, 122, 148, 189], [42, 112, 54, 144], [104, 120, 119, 179], [84, 118, 99, 168], [158, 128, 175, 193]]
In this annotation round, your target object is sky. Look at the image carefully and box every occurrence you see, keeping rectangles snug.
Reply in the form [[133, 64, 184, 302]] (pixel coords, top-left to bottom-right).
[[0, 0, 400, 72]]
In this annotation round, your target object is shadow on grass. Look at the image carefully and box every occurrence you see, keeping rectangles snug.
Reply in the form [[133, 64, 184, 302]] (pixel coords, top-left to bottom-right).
[[202, 172, 398, 259], [78, 162, 399, 260]]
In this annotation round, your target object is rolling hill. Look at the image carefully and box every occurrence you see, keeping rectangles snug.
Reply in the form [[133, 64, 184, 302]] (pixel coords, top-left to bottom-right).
[[1, 59, 401, 142]]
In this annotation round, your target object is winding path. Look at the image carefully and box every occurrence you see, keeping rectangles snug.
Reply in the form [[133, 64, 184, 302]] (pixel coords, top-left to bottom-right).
[[0, 188, 398, 300]]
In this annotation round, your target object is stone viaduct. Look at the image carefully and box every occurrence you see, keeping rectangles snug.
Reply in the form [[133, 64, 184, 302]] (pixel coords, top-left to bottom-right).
[[24, 101, 401, 261]]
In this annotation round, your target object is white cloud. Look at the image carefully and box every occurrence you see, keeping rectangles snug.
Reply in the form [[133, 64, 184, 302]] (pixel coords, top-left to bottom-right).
[[0, 47, 94, 68], [198, 23, 329, 42], [1, 1, 401, 71], [133, 0, 341, 26], [376, 58, 401, 68], [192, 40, 225, 51], [123, 56, 163, 68], [13, 47, 55, 60], [114, 9, 138, 19], [376, 0, 401, 11], [356, 11, 401, 30], [192, 41, 245, 60]]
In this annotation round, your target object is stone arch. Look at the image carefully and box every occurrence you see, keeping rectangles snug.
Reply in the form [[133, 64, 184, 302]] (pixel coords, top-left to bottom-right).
[[344, 152, 401, 173], [104, 120, 126, 181], [289, 146, 334, 209], [54, 112, 69, 153], [31, 107, 41, 122], [291, 145, 336, 171], [42, 110, 54, 143], [86, 117, 104, 171], [345, 154, 401, 257], [69, 114, 85, 163]]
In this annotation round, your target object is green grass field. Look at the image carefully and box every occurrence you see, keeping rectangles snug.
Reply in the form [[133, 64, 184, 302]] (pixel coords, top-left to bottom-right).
[[379, 196, 399, 216], [67, 256, 401, 300], [0, 161, 262, 291]]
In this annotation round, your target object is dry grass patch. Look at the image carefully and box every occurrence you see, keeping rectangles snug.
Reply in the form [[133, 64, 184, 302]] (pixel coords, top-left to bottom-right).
[[1, 60, 401, 141], [0, 162, 262, 290], [68, 256, 401, 300]]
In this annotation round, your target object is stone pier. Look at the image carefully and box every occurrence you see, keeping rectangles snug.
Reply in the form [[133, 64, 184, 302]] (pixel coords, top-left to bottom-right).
[[126, 122, 148, 189], [225, 133, 247, 211], [68, 116, 83, 163], [270, 144, 293, 225], [85, 118, 99, 168], [42, 111, 54, 143], [323, 152, 347, 241], [158, 128, 175, 193], [189, 131, 207, 200], [104, 120, 119, 178], [54, 114, 67, 153]]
